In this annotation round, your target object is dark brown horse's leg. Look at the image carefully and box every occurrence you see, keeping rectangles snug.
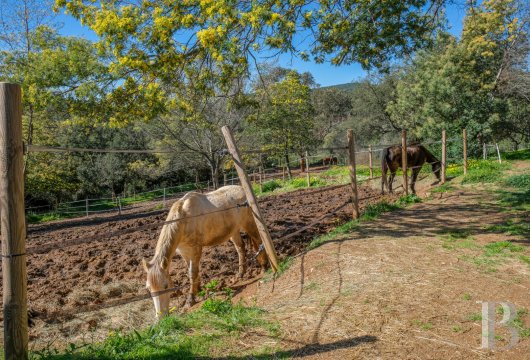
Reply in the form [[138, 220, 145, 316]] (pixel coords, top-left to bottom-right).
[[411, 168, 420, 194], [389, 172, 396, 193]]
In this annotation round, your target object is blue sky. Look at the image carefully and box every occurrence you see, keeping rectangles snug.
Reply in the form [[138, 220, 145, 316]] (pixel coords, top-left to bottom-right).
[[56, 2, 468, 87]]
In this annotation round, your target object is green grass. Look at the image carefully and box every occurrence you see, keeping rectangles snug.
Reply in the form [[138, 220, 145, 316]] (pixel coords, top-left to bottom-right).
[[32, 301, 280, 360], [504, 174, 530, 189], [468, 313, 482, 322], [485, 219, 529, 236], [430, 183, 455, 194], [27, 212, 76, 224], [461, 160, 510, 184], [496, 189, 530, 212], [483, 241, 524, 257], [510, 308, 530, 338], [440, 230, 477, 250]]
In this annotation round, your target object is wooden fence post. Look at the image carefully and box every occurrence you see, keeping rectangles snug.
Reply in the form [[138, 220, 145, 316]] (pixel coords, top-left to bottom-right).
[[441, 130, 447, 184], [258, 167, 263, 192], [118, 196, 122, 215], [223, 173, 227, 186], [483, 142, 487, 160], [347, 130, 360, 219], [368, 145, 373, 179], [163, 187, 167, 208], [463, 129, 468, 175], [221, 126, 279, 272], [305, 150, 310, 187], [0, 82, 28, 360], [85, 197, 89, 217], [495, 143, 502, 164], [282, 165, 286, 182], [401, 129, 409, 196]]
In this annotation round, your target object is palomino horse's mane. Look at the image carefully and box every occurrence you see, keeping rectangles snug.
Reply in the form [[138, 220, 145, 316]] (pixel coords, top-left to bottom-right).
[[151, 192, 193, 269]]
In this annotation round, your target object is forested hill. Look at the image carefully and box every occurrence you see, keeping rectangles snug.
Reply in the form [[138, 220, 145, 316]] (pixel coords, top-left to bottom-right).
[[318, 82, 360, 92]]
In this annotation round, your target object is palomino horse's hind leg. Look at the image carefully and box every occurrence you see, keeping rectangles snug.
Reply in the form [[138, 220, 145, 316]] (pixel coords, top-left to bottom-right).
[[230, 232, 246, 280]]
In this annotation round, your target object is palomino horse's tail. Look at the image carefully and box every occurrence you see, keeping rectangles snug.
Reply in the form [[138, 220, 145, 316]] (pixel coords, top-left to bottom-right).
[[381, 147, 390, 194]]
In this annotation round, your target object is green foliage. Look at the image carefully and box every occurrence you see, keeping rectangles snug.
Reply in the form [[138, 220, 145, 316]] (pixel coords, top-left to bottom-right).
[[504, 149, 530, 160], [56, 0, 443, 111], [261, 180, 282, 193], [504, 174, 530, 189]]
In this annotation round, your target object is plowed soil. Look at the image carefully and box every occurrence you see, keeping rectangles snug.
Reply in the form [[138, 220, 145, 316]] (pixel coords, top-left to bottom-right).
[[2, 181, 393, 322]]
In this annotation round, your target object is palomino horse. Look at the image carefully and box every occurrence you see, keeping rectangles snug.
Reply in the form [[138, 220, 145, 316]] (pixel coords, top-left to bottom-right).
[[381, 144, 441, 194], [142, 185, 268, 318]]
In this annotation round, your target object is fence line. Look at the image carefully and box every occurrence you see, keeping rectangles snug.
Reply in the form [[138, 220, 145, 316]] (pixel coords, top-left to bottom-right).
[[24, 131, 471, 325]]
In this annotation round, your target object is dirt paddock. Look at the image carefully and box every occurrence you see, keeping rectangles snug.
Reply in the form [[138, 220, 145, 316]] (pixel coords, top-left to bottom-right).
[[1, 176, 396, 342]]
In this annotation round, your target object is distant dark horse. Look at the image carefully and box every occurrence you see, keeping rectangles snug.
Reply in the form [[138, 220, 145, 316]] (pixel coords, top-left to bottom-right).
[[381, 145, 441, 194]]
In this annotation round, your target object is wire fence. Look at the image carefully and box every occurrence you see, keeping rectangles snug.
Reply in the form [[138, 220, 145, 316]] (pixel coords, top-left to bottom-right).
[[23, 132, 478, 325]]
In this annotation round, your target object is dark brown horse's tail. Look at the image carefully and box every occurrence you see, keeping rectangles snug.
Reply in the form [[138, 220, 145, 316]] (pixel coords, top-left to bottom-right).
[[381, 147, 389, 194]]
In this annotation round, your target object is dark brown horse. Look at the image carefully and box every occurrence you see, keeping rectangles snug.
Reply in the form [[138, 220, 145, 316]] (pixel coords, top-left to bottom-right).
[[381, 145, 441, 194]]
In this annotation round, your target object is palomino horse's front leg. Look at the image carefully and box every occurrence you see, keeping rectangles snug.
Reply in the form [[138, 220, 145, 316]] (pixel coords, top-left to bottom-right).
[[230, 233, 246, 280], [184, 251, 201, 308]]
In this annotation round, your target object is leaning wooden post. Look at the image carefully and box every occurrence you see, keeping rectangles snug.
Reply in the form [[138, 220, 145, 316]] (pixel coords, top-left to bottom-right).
[[0, 82, 28, 360], [463, 129, 468, 175], [347, 130, 360, 219], [441, 130, 447, 184], [368, 145, 373, 179], [401, 129, 409, 196], [221, 126, 279, 272], [305, 150, 310, 187]]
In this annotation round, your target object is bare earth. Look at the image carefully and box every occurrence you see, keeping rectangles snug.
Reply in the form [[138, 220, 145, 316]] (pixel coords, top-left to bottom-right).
[[241, 163, 530, 359], [3, 162, 529, 359]]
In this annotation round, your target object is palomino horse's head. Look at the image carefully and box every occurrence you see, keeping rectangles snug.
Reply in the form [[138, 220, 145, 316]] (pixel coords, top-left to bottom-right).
[[432, 161, 442, 182], [143, 258, 174, 319]]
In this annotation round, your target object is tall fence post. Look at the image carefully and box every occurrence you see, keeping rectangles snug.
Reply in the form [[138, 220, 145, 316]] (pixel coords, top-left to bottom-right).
[[117, 196, 122, 215], [368, 145, 373, 179], [221, 126, 279, 272], [0, 82, 28, 360], [347, 130, 360, 219], [495, 143, 502, 164], [463, 129, 468, 175], [441, 130, 447, 184], [305, 150, 310, 187], [401, 129, 409, 196], [85, 197, 89, 217], [483, 142, 487, 160], [258, 167, 263, 193]]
